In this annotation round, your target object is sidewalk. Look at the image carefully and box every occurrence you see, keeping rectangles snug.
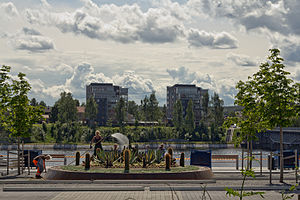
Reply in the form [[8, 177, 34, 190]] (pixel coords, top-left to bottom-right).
[[0, 169, 299, 200]]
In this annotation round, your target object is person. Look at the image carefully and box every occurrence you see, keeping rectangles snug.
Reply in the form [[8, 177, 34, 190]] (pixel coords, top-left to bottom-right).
[[33, 154, 52, 179], [158, 143, 166, 158], [90, 130, 104, 157]]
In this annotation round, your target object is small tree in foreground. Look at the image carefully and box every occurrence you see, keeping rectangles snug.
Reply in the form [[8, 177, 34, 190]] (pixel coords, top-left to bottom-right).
[[0, 65, 44, 174]]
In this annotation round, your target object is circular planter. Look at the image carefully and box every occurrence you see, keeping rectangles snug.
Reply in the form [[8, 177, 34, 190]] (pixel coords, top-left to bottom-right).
[[45, 166, 213, 180]]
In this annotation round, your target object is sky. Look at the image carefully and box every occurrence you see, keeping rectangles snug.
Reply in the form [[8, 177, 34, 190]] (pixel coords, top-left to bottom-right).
[[0, 0, 299, 106]]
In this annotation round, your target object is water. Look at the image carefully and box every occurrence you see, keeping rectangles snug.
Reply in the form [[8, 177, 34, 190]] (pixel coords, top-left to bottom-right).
[[0, 147, 271, 168]]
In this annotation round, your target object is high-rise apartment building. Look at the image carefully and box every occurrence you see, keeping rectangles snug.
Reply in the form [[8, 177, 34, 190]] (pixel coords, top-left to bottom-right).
[[167, 84, 208, 125], [86, 83, 128, 125]]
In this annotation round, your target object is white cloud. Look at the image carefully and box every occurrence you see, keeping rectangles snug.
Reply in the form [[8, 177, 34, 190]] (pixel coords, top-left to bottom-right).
[[227, 52, 257, 66], [295, 70, 300, 81], [28, 63, 159, 104], [8, 27, 54, 52], [0, 2, 19, 17], [187, 29, 238, 49], [166, 66, 237, 105], [113, 71, 154, 94]]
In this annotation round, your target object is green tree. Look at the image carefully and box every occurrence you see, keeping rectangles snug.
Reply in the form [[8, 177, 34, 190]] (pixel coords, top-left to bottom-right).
[[148, 92, 161, 121], [250, 49, 299, 182], [30, 98, 38, 106], [39, 100, 46, 107], [56, 92, 78, 123], [202, 92, 209, 121], [185, 99, 195, 134], [127, 100, 140, 120], [85, 96, 98, 127], [115, 97, 126, 126], [173, 100, 184, 136], [140, 96, 149, 121], [211, 93, 224, 127], [0, 65, 44, 174], [49, 103, 59, 123]]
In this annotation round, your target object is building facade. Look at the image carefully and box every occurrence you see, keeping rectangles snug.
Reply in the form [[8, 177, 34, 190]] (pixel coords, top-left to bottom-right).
[[86, 83, 128, 125], [167, 84, 208, 125]]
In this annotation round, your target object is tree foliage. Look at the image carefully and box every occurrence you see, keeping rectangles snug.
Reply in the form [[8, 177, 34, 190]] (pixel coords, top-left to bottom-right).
[[0, 65, 44, 138], [55, 92, 78, 123], [85, 96, 98, 127], [115, 97, 126, 126], [185, 99, 195, 134]]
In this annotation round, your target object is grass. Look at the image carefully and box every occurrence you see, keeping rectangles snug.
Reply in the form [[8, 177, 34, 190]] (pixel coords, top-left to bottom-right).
[[60, 165, 200, 173]]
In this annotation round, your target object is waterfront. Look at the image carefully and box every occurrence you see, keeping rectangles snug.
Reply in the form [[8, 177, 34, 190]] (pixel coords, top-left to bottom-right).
[[0, 147, 271, 168]]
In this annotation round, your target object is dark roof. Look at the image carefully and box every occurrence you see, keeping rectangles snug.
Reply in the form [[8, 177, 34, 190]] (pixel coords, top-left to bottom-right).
[[89, 83, 113, 86]]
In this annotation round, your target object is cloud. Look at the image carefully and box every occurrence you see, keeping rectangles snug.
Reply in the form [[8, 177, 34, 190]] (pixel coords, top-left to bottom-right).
[[227, 53, 257, 66], [8, 27, 54, 52], [166, 66, 237, 105], [24, 1, 186, 44], [0, 2, 19, 17], [187, 29, 238, 49], [295, 70, 300, 81], [29, 63, 158, 104], [113, 71, 154, 94]]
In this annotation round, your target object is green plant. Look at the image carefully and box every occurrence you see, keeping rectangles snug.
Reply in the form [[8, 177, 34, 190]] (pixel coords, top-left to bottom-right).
[[226, 161, 264, 200], [165, 153, 171, 171], [155, 149, 164, 164], [85, 153, 90, 170], [281, 184, 298, 200], [75, 151, 80, 166], [124, 149, 130, 173], [180, 152, 185, 167]]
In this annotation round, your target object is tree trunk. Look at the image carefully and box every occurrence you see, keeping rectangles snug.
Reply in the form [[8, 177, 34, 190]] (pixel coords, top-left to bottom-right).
[[280, 126, 284, 183], [17, 137, 20, 175]]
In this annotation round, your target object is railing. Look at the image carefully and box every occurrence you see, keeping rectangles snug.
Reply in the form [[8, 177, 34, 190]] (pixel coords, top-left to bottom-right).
[[212, 154, 239, 170], [46, 154, 67, 166]]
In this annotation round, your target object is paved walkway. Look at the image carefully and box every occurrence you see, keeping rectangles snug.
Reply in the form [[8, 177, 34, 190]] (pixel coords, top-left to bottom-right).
[[0, 190, 298, 200], [1, 169, 299, 200]]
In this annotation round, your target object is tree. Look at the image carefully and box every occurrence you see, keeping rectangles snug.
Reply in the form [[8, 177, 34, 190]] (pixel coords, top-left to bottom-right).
[[233, 49, 299, 182], [127, 100, 140, 120], [30, 98, 38, 106], [85, 96, 98, 127], [0, 65, 44, 174], [211, 93, 224, 127], [56, 92, 78, 123], [148, 92, 161, 121], [39, 100, 46, 107], [253, 49, 299, 182], [49, 103, 59, 123], [202, 92, 209, 121], [173, 100, 184, 136], [115, 97, 126, 126], [185, 99, 195, 134], [140, 96, 149, 121]]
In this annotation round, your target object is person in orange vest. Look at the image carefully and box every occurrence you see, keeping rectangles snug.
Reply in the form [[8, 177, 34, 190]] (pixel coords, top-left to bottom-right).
[[33, 154, 52, 179]]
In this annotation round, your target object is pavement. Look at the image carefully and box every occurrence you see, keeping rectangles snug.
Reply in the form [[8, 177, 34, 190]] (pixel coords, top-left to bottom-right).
[[1, 167, 300, 200]]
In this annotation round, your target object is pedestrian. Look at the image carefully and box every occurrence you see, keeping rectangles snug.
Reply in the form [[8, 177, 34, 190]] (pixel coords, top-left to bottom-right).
[[90, 130, 104, 157], [33, 154, 52, 179]]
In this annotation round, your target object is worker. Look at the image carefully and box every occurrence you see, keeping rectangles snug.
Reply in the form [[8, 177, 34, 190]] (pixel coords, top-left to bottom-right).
[[90, 130, 104, 157], [33, 154, 52, 179]]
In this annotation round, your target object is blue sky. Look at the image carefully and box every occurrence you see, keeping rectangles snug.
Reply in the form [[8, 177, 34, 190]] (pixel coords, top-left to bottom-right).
[[0, 0, 299, 106]]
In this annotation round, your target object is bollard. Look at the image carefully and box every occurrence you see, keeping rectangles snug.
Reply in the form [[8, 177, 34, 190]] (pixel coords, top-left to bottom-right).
[[269, 152, 273, 185], [295, 149, 298, 183], [260, 150, 262, 176], [242, 148, 244, 171]]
